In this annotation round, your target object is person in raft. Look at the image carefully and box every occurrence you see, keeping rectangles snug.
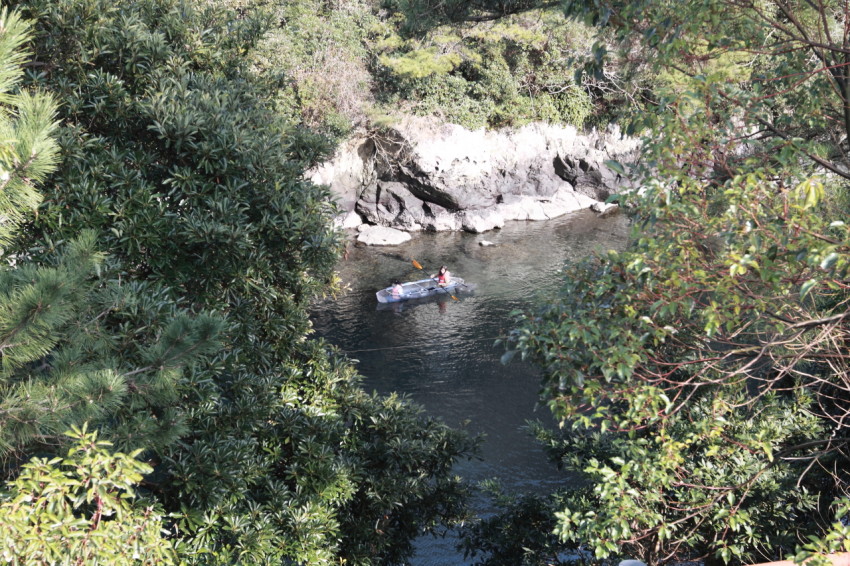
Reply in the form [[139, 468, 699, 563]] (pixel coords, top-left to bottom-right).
[[431, 266, 450, 286], [391, 280, 404, 299]]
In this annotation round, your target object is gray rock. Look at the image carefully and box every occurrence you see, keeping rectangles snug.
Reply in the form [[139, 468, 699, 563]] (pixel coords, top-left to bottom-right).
[[497, 190, 596, 221], [356, 181, 425, 231], [314, 116, 640, 234], [554, 153, 622, 201], [590, 201, 620, 217], [308, 137, 377, 211], [356, 225, 412, 246], [461, 209, 505, 233], [422, 204, 461, 231], [333, 210, 364, 229], [357, 181, 462, 231]]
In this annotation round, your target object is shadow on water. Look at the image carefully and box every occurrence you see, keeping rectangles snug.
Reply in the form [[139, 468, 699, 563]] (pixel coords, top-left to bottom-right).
[[310, 210, 631, 565]]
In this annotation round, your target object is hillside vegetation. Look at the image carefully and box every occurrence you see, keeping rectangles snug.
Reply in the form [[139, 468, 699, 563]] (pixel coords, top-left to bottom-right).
[[242, 0, 614, 135]]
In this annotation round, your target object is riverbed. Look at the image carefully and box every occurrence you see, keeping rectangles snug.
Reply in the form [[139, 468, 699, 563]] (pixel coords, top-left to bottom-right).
[[310, 210, 631, 564]]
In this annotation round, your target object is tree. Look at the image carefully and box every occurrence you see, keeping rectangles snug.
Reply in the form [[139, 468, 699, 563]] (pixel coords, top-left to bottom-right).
[[370, 6, 596, 130], [0, 6, 56, 247], [458, 479, 574, 566], [0, 426, 176, 565], [492, 0, 850, 564], [12, 0, 477, 562], [0, 5, 222, 480], [364, 0, 850, 563]]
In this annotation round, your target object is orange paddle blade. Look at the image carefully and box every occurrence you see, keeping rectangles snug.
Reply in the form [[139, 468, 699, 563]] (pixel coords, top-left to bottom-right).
[[412, 259, 423, 270]]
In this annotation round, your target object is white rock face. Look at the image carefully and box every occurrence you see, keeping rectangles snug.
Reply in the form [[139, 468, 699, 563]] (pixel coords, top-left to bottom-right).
[[497, 190, 597, 221], [356, 225, 412, 246], [461, 209, 505, 233], [309, 137, 376, 211], [314, 116, 640, 234], [333, 210, 364, 229], [590, 201, 620, 217]]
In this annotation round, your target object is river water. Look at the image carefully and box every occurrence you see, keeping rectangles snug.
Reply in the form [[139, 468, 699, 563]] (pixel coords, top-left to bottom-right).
[[310, 210, 631, 565]]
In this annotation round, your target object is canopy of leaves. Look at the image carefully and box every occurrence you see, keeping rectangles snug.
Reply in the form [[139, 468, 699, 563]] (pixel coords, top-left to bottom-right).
[[0, 5, 222, 483], [492, 0, 850, 564], [0, 427, 177, 565], [248, 0, 377, 138], [393, 0, 560, 30], [0, 6, 57, 246], [5, 0, 479, 563], [241, 0, 600, 131]]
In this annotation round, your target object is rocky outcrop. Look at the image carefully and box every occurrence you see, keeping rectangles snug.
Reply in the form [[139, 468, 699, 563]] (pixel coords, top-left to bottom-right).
[[356, 225, 411, 246], [310, 136, 377, 212], [310, 116, 640, 242], [590, 201, 620, 217]]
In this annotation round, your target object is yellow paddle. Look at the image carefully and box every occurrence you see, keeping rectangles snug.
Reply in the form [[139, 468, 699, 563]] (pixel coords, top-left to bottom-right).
[[411, 259, 458, 300]]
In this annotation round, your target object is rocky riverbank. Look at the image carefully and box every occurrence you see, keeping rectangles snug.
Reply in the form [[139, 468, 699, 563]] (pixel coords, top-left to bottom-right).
[[309, 116, 640, 244]]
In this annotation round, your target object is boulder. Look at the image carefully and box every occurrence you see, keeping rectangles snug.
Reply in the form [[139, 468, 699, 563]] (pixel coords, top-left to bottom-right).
[[356, 181, 425, 231], [356, 225, 412, 246], [392, 119, 572, 211], [421, 202, 462, 231], [554, 154, 619, 201], [497, 190, 596, 221], [461, 209, 505, 233], [356, 180, 462, 231], [590, 201, 620, 217], [333, 210, 364, 229]]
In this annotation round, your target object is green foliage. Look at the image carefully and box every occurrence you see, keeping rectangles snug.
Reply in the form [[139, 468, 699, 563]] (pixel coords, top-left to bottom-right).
[[9, 0, 478, 563], [250, 0, 377, 138], [476, 0, 850, 562], [400, 72, 496, 130], [504, 149, 850, 561], [0, 234, 112, 460], [0, 7, 58, 248], [537, 389, 823, 564], [459, 479, 574, 565], [185, 1, 602, 133], [371, 9, 595, 128], [395, 0, 560, 33], [793, 498, 850, 564], [0, 426, 176, 565], [379, 47, 464, 78], [0, 5, 222, 478]]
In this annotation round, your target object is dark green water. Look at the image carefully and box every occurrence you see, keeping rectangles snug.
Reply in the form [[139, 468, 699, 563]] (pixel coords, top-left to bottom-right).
[[310, 209, 630, 565]]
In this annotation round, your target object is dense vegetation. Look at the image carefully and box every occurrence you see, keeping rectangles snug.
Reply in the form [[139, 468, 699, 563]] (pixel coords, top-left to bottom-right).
[[475, 1, 850, 564], [5, 0, 850, 564], [1, 1, 476, 563], [244, 0, 603, 134]]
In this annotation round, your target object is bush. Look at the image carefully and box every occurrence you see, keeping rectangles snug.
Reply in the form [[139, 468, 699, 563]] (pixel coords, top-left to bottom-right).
[[369, 7, 601, 129]]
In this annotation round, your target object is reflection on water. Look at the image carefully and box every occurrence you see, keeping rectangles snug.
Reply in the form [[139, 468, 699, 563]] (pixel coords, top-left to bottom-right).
[[310, 210, 631, 565]]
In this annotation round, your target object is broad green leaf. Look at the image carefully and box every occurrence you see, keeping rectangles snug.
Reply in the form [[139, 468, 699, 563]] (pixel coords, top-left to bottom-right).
[[604, 159, 626, 176], [820, 252, 839, 271], [800, 278, 817, 298]]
